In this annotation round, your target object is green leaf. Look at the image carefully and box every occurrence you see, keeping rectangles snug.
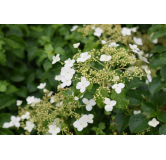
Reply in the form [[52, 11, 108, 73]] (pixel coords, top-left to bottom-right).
[[43, 60, 53, 72], [0, 113, 12, 127], [126, 77, 144, 90], [6, 85, 18, 94], [148, 77, 166, 96], [157, 110, 166, 122], [141, 102, 156, 117], [159, 125, 166, 135], [15, 86, 28, 98], [160, 65, 166, 80], [10, 74, 25, 82], [44, 44, 54, 54], [151, 45, 166, 53], [126, 90, 142, 106], [115, 114, 129, 134], [160, 53, 166, 64], [0, 49, 6, 66], [6, 34, 25, 49], [111, 89, 129, 109], [150, 54, 165, 69], [0, 128, 13, 135], [151, 27, 166, 41], [129, 114, 149, 133], [0, 94, 15, 110], [54, 47, 65, 55], [98, 122, 105, 130], [0, 81, 9, 92]]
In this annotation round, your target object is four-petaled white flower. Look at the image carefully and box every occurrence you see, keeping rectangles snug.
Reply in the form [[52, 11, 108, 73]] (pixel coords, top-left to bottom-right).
[[10, 116, 21, 127], [152, 39, 158, 44], [101, 40, 107, 44], [133, 37, 143, 45], [21, 112, 30, 120], [76, 77, 90, 93], [73, 117, 88, 131], [145, 69, 152, 82], [82, 98, 96, 111], [108, 42, 119, 48], [133, 110, 141, 115], [48, 124, 61, 135], [52, 54, 60, 64], [24, 121, 35, 132], [104, 98, 116, 112], [55, 75, 61, 81], [112, 83, 125, 94], [82, 114, 94, 123], [77, 52, 91, 62], [16, 100, 22, 106], [148, 118, 159, 127], [37, 83, 46, 89], [70, 25, 78, 32], [129, 44, 140, 53], [73, 43, 80, 48], [60, 66, 75, 79], [26, 96, 41, 106], [61, 75, 72, 88], [94, 27, 103, 37], [50, 96, 56, 103], [121, 27, 131, 36], [64, 58, 75, 67], [100, 54, 111, 62]]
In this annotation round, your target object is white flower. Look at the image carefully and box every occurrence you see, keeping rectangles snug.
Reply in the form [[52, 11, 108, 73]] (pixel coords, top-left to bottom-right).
[[152, 39, 158, 44], [10, 116, 20, 127], [121, 27, 131, 36], [112, 83, 125, 94], [26, 96, 35, 104], [70, 25, 78, 32], [73, 117, 88, 131], [133, 110, 141, 115], [137, 50, 144, 56], [108, 42, 119, 47], [73, 43, 80, 48], [43, 88, 48, 93], [77, 52, 91, 62], [55, 75, 61, 81], [47, 91, 53, 97], [74, 96, 79, 100], [61, 76, 72, 88], [141, 65, 148, 71], [148, 118, 159, 127], [82, 98, 96, 111], [131, 27, 137, 32], [139, 55, 149, 64], [60, 66, 75, 79], [145, 69, 152, 82], [100, 54, 111, 61], [50, 96, 56, 103], [2, 122, 12, 128], [94, 27, 103, 37], [129, 44, 140, 53], [133, 37, 143, 45], [101, 40, 107, 44], [52, 54, 60, 64], [64, 58, 75, 67], [16, 100, 22, 106], [82, 114, 94, 123], [104, 98, 116, 112], [24, 121, 35, 132], [76, 77, 90, 93], [48, 124, 61, 135], [21, 112, 30, 120], [56, 101, 63, 107], [37, 83, 46, 89], [31, 98, 41, 107], [112, 76, 119, 82]]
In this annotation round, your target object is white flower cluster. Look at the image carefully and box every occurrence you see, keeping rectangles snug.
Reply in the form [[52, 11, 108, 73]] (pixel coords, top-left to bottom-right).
[[26, 96, 41, 107], [73, 114, 94, 131]]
